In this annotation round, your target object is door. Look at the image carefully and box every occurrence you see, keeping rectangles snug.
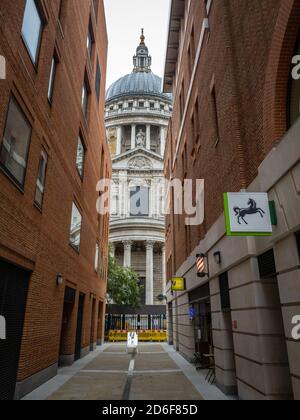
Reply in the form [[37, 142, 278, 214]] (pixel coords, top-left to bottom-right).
[[0, 260, 30, 400], [75, 294, 85, 361]]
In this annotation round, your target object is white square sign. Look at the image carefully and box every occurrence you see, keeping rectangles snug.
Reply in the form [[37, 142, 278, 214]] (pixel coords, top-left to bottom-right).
[[127, 332, 138, 348], [224, 193, 273, 236]]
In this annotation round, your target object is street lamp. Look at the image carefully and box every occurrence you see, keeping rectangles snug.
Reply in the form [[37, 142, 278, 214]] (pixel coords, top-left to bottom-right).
[[213, 251, 222, 265], [56, 273, 64, 286]]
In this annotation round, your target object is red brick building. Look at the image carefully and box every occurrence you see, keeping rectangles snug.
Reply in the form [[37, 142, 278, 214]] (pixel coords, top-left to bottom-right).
[[0, 0, 111, 399], [164, 0, 300, 400]]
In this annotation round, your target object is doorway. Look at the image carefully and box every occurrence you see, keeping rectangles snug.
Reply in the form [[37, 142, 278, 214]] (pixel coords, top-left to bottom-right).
[[90, 298, 96, 350], [59, 286, 76, 366], [75, 293, 85, 361], [0, 260, 30, 400]]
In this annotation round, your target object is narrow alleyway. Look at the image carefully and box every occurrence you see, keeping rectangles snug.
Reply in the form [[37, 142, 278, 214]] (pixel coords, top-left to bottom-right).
[[23, 344, 231, 401]]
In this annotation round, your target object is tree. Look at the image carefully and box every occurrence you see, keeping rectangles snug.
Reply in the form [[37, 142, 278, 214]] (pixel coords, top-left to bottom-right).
[[107, 251, 143, 307]]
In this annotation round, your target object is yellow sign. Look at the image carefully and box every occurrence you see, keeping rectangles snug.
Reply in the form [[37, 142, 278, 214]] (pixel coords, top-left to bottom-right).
[[108, 330, 167, 342], [171, 277, 186, 292]]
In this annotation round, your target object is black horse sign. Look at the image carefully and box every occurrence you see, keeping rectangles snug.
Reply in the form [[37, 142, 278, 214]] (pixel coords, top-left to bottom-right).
[[224, 192, 273, 236], [233, 198, 266, 225]]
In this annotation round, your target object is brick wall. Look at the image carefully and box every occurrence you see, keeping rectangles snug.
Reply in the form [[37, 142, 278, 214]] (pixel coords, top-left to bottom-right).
[[0, 0, 111, 383], [165, 0, 300, 274]]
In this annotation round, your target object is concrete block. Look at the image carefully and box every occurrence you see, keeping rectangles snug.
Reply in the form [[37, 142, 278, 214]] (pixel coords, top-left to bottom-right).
[[278, 269, 300, 305]]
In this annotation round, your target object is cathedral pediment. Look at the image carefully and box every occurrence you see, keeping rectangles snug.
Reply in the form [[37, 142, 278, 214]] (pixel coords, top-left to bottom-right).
[[112, 147, 163, 171]]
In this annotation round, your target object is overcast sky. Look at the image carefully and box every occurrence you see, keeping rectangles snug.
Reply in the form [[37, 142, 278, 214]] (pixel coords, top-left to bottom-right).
[[104, 0, 171, 90]]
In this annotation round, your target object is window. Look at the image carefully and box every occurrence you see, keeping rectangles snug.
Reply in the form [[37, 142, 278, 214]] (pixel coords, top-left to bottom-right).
[[48, 55, 58, 102], [130, 186, 149, 217], [81, 81, 89, 117], [258, 249, 277, 279], [191, 97, 200, 144], [150, 102, 155, 109], [128, 102, 133, 110], [139, 101, 144, 108], [219, 272, 231, 311], [95, 59, 101, 102], [21, 0, 43, 64], [69, 202, 82, 251], [95, 243, 99, 272], [0, 96, 32, 187], [211, 86, 220, 144], [76, 136, 85, 178], [289, 36, 300, 127], [35, 150, 48, 208], [179, 80, 185, 120], [87, 29, 93, 59]]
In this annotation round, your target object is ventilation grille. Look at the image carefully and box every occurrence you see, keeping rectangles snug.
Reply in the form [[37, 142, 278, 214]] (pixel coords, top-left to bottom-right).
[[258, 249, 277, 278]]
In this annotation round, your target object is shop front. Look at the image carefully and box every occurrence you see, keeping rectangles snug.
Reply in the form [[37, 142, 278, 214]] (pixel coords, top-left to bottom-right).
[[189, 283, 213, 356]]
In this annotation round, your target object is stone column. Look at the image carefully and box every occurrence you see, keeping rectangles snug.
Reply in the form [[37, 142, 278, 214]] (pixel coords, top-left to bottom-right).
[[146, 241, 155, 305], [116, 126, 122, 155], [123, 241, 133, 268], [131, 124, 136, 150], [111, 243, 116, 258], [162, 244, 166, 296], [146, 125, 151, 150], [160, 126, 166, 157]]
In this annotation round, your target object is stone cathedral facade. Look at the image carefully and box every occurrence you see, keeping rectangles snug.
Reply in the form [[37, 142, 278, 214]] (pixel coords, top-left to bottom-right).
[[105, 32, 172, 329]]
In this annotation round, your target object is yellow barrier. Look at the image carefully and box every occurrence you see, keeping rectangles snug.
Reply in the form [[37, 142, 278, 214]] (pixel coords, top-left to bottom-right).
[[108, 330, 167, 342]]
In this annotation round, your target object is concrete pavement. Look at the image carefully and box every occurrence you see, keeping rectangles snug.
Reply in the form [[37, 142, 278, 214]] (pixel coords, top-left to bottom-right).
[[23, 343, 232, 401]]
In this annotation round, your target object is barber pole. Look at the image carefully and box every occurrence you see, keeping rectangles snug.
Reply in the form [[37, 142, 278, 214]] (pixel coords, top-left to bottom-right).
[[196, 254, 208, 277]]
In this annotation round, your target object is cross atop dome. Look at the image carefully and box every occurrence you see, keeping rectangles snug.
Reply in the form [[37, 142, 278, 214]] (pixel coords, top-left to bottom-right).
[[133, 29, 152, 73]]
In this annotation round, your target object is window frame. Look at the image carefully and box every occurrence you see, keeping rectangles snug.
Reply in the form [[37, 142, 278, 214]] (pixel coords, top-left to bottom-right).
[[69, 201, 83, 253], [0, 95, 32, 190], [21, 0, 44, 66], [95, 58, 101, 103], [47, 54, 58, 103], [75, 134, 86, 180], [34, 148, 48, 210], [94, 243, 100, 273]]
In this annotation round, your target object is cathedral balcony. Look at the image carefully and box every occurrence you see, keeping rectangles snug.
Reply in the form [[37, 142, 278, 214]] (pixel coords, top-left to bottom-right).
[[105, 107, 171, 120]]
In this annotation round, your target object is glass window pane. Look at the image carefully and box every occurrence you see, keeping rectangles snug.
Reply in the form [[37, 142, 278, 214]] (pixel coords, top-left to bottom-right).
[[48, 58, 57, 102], [21, 0, 42, 64], [69, 203, 82, 251], [95, 59, 101, 102], [95, 244, 99, 271], [35, 151, 48, 207], [0, 97, 32, 186], [81, 83, 88, 116], [76, 136, 85, 177], [87, 31, 92, 58]]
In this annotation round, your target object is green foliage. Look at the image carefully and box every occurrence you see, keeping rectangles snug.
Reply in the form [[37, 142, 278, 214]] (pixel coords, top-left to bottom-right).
[[107, 250, 143, 308]]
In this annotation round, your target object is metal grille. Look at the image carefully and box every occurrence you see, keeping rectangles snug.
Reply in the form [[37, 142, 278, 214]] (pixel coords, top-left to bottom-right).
[[0, 260, 30, 400], [219, 272, 231, 311], [258, 249, 277, 278], [105, 314, 167, 332]]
